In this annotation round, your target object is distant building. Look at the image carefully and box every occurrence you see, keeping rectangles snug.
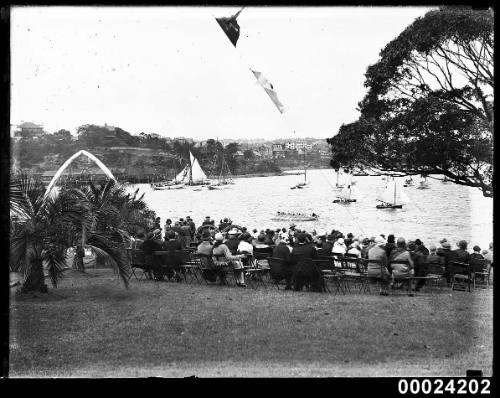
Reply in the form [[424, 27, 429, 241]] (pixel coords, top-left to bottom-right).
[[272, 144, 285, 159], [15, 122, 45, 139], [233, 150, 245, 159]]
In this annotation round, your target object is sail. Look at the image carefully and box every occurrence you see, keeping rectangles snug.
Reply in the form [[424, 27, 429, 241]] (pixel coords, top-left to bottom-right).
[[190, 151, 208, 183], [377, 179, 397, 204], [345, 173, 353, 187], [175, 165, 189, 182], [397, 186, 411, 204], [337, 186, 352, 200], [377, 179, 409, 205], [337, 171, 348, 187]]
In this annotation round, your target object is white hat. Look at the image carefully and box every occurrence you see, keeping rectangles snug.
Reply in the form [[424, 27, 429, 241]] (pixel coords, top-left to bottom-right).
[[228, 228, 239, 235], [375, 236, 385, 245], [337, 237, 345, 244], [214, 233, 224, 242]]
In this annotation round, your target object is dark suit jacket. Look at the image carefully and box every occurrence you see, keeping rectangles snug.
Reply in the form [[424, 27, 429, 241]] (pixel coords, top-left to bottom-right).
[[450, 248, 470, 264], [225, 237, 240, 254], [272, 243, 292, 265], [291, 243, 318, 265]]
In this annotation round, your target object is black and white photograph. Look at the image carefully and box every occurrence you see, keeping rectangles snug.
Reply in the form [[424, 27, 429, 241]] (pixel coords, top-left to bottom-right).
[[6, 5, 493, 378]]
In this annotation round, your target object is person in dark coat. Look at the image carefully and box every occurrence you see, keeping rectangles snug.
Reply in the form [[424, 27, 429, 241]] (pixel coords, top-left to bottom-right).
[[470, 245, 484, 261], [408, 241, 427, 291], [291, 233, 320, 292], [384, 234, 396, 258], [415, 238, 430, 256], [162, 230, 183, 281], [224, 229, 241, 254], [437, 241, 454, 283], [272, 235, 293, 289], [450, 240, 471, 264], [140, 229, 164, 280]]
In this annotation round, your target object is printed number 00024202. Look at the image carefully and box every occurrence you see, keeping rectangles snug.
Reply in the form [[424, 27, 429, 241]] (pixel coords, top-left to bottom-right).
[[398, 379, 491, 395]]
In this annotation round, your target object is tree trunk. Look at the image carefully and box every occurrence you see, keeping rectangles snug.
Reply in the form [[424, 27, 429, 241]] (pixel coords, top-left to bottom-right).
[[21, 258, 48, 294], [73, 224, 86, 272]]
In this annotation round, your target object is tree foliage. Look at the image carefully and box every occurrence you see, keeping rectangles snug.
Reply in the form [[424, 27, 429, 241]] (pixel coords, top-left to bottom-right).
[[328, 7, 493, 197]]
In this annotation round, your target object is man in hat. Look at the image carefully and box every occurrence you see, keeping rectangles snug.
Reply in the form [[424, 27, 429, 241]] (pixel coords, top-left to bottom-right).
[[451, 240, 471, 264], [219, 217, 231, 231], [197, 230, 213, 256], [202, 216, 212, 227], [140, 229, 165, 280], [186, 216, 196, 241], [322, 234, 335, 255], [291, 232, 320, 292], [225, 228, 241, 254], [163, 230, 183, 282], [272, 235, 294, 289]]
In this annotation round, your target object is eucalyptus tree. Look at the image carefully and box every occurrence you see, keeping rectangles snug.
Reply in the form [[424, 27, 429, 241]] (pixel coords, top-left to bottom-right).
[[328, 7, 493, 197]]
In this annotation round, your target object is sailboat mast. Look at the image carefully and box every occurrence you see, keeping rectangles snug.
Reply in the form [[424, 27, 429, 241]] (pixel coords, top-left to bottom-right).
[[393, 178, 397, 205], [304, 149, 307, 183], [188, 148, 193, 185]]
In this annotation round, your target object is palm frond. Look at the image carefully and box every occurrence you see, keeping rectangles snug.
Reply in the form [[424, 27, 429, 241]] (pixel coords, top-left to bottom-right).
[[87, 234, 131, 287], [42, 245, 67, 287]]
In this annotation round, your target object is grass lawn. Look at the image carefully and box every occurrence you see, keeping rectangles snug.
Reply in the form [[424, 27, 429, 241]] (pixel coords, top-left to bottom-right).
[[9, 269, 493, 377]]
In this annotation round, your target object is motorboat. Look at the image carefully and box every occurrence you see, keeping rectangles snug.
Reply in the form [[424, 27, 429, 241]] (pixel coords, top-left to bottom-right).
[[271, 212, 319, 222]]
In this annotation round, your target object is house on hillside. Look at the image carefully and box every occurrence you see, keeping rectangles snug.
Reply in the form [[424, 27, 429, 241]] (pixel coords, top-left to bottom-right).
[[15, 122, 45, 139], [272, 144, 286, 159]]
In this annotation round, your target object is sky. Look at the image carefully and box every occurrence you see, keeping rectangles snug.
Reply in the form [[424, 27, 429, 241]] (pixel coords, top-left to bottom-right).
[[11, 6, 433, 140]]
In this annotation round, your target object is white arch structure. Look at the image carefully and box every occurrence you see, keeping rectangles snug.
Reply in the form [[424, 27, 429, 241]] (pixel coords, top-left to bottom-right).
[[44, 150, 117, 198]]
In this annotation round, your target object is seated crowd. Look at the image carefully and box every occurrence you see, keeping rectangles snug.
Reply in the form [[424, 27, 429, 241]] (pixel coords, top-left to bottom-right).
[[129, 215, 493, 293]]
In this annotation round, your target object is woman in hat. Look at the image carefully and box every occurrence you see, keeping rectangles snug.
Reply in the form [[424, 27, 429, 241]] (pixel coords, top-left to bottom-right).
[[212, 233, 247, 287]]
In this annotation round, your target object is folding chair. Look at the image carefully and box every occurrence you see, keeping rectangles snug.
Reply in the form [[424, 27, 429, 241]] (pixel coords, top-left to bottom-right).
[[470, 259, 489, 289], [339, 256, 368, 293], [313, 257, 345, 295], [196, 253, 218, 285], [366, 259, 391, 294], [212, 254, 237, 286], [425, 261, 446, 292], [179, 250, 201, 284], [449, 261, 472, 292], [242, 254, 267, 289], [267, 257, 293, 290], [155, 251, 183, 282], [127, 249, 154, 280], [388, 260, 414, 295]]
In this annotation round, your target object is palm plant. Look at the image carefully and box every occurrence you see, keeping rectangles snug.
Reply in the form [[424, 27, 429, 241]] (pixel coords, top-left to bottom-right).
[[10, 173, 84, 293], [70, 180, 133, 285]]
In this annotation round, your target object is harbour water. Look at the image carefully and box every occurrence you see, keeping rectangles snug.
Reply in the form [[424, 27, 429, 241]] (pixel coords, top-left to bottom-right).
[[129, 169, 493, 249]]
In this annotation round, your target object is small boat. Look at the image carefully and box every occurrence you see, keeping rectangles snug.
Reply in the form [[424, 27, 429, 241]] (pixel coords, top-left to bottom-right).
[[271, 212, 319, 222], [416, 175, 430, 189], [291, 150, 309, 189], [403, 177, 414, 187], [333, 184, 357, 204], [376, 178, 409, 209]]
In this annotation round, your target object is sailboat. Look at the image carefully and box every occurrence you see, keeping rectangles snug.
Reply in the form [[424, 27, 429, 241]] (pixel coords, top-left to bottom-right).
[[333, 185, 357, 204], [334, 169, 347, 189], [416, 175, 430, 189], [290, 150, 308, 189], [211, 153, 234, 187], [376, 178, 409, 209], [403, 176, 414, 187], [175, 151, 210, 187]]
